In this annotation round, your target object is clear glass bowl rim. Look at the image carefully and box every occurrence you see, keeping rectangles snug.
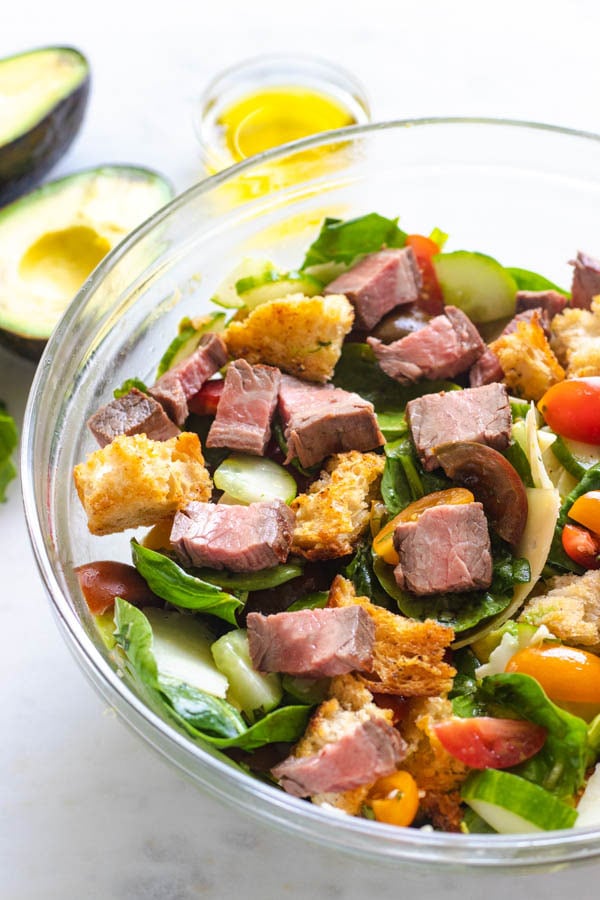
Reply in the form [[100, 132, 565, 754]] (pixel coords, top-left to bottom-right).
[[21, 117, 600, 870]]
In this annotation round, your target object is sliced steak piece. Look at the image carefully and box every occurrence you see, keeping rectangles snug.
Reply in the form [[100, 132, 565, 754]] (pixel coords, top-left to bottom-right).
[[324, 248, 421, 330], [87, 388, 180, 447], [149, 333, 228, 425], [515, 289, 567, 319], [393, 502, 492, 595], [407, 382, 511, 471], [247, 607, 375, 678], [278, 374, 384, 469], [469, 307, 551, 388], [206, 360, 280, 456], [170, 499, 295, 572], [368, 305, 484, 383], [570, 251, 600, 310], [271, 715, 406, 797]]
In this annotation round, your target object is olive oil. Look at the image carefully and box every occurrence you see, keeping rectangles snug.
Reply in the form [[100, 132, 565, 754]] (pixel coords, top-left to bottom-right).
[[217, 86, 357, 162]]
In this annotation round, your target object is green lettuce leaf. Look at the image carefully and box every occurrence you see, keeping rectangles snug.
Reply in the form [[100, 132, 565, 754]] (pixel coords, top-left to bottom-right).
[[506, 267, 569, 297], [131, 540, 244, 625], [301, 213, 407, 270], [0, 402, 17, 502]]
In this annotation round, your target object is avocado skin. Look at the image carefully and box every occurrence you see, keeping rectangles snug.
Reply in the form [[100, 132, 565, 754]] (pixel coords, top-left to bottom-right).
[[0, 327, 44, 362], [0, 53, 90, 207]]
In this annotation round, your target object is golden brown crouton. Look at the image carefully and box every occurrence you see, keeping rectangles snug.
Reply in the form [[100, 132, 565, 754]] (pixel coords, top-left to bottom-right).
[[519, 570, 600, 652], [223, 293, 354, 383], [490, 312, 565, 401], [73, 432, 211, 536], [291, 451, 385, 559], [551, 296, 600, 377], [327, 576, 455, 696], [292, 674, 396, 815], [399, 696, 470, 794]]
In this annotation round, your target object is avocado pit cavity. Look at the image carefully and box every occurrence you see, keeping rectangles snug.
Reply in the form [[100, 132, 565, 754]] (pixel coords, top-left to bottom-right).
[[19, 225, 111, 302]]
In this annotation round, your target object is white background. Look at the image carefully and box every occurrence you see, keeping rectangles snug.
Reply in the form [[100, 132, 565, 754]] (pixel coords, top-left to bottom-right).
[[3, 2, 600, 897]]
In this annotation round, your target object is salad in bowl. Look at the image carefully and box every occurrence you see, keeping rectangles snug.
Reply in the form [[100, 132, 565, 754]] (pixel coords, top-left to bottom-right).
[[71, 208, 600, 837], [22, 119, 600, 867]]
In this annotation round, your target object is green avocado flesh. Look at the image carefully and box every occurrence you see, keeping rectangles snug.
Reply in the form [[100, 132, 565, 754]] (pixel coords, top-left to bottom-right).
[[0, 166, 174, 358], [0, 47, 90, 204]]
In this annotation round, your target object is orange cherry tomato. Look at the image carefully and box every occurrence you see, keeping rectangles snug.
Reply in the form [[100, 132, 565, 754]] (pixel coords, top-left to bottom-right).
[[568, 491, 600, 536], [538, 377, 600, 444], [372, 488, 474, 566], [405, 234, 444, 315], [506, 644, 600, 704], [561, 523, 600, 569], [367, 771, 419, 827], [433, 717, 546, 769]]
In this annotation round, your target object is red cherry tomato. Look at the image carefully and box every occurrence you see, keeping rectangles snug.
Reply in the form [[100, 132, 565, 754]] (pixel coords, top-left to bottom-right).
[[433, 716, 546, 769], [405, 234, 444, 315], [75, 561, 161, 615], [538, 377, 600, 444], [188, 379, 224, 416], [561, 523, 600, 569]]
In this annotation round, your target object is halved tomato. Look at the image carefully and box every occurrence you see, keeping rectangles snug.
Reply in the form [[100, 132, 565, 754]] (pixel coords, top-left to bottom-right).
[[188, 379, 224, 416], [561, 522, 600, 569], [405, 233, 444, 315], [538, 378, 600, 444], [506, 644, 600, 704], [433, 716, 546, 769]]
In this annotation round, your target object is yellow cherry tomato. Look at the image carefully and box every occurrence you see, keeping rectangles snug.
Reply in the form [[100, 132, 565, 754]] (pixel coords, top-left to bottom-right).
[[367, 770, 419, 827], [506, 644, 600, 705], [372, 488, 474, 566], [568, 491, 600, 536]]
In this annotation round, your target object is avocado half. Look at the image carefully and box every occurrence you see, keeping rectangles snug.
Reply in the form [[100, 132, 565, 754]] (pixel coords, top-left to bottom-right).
[[0, 166, 174, 359], [0, 46, 91, 206]]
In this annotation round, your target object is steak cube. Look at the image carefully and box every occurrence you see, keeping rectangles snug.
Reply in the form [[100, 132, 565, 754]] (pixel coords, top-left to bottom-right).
[[149, 332, 228, 425], [393, 502, 492, 595], [406, 382, 511, 471], [515, 289, 567, 319], [247, 607, 375, 678], [324, 247, 421, 330], [170, 499, 295, 572], [87, 388, 179, 447], [206, 360, 280, 456], [278, 374, 384, 469], [570, 251, 600, 310], [368, 305, 485, 383]]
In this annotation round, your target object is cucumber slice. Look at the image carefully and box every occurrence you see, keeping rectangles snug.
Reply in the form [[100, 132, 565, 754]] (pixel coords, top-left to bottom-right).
[[462, 770, 578, 832], [156, 312, 226, 377], [211, 628, 282, 718], [433, 251, 517, 323], [235, 268, 323, 311], [144, 608, 228, 698], [210, 258, 275, 309], [552, 436, 600, 479], [213, 453, 297, 505]]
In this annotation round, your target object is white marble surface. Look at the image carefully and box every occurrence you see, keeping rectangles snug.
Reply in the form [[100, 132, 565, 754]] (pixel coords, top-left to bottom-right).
[[3, 3, 600, 897]]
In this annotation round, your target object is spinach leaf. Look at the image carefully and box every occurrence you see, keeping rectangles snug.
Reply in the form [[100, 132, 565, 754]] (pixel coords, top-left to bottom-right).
[[194, 563, 304, 592], [131, 540, 244, 625], [506, 267, 569, 297], [546, 462, 600, 574], [449, 649, 483, 718], [372, 545, 529, 634], [478, 673, 591, 799], [286, 591, 329, 612], [345, 542, 390, 608], [0, 402, 17, 502], [113, 378, 148, 399], [114, 598, 310, 749], [502, 440, 534, 488], [381, 437, 450, 516], [301, 213, 407, 270]]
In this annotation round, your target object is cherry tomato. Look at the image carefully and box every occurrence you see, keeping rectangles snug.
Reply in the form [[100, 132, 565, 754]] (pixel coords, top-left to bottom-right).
[[538, 377, 600, 444], [367, 771, 419, 827], [506, 644, 600, 704], [433, 717, 546, 769], [561, 523, 600, 569], [372, 488, 474, 565], [405, 234, 444, 315], [568, 491, 600, 536], [188, 379, 224, 416], [75, 561, 160, 615]]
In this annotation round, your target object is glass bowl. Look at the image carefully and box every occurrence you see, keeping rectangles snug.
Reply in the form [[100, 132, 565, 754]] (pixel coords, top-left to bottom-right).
[[22, 118, 600, 870]]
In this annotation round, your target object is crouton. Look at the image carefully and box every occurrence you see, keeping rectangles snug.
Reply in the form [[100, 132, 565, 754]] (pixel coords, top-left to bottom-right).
[[400, 696, 470, 794], [291, 674, 397, 815], [490, 311, 565, 401], [551, 296, 600, 377], [291, 451, 385, 559], [327, 576, 455, 696], [519, 570, 600, 652], [73, 432, 211, 536], [223, 293, 354, 383]]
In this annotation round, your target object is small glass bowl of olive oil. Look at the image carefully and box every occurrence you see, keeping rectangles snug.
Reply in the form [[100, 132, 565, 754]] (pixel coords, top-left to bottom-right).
[[196, 54, 371, 174]]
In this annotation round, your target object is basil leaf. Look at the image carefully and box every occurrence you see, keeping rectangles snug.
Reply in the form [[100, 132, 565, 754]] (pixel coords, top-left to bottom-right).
[[286, 591, 329, 612], [449, 649, 484, 717], [159, 675, 246, 739], [206, 705, 312, 750], [0, 401, 17, 502], [506, 267, 569, 297], [113, 377, 148, 399], [193, 563, 304, 592], [131, 540, 244, 625], [301, 213, 407, 269]]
